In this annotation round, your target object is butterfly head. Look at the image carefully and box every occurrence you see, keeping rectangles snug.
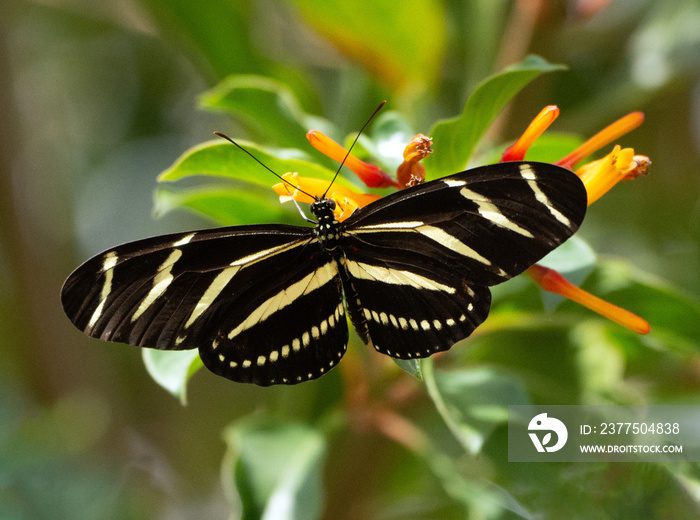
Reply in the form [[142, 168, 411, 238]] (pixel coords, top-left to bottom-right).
[[310, 197, 336, 220]]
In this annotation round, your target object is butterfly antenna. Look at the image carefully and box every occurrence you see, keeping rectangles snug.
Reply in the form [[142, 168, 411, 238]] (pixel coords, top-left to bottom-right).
[[283, 183, 315, 224], [213, 132, 316, 201], [322, 100, 386, 199]]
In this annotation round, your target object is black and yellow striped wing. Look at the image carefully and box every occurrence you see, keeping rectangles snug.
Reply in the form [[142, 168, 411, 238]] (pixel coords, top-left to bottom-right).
[[61, 161, 587, 386]]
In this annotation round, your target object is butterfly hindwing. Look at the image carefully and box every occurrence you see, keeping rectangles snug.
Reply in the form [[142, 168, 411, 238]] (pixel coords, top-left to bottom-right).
[[339, 253, 492, 359], [196, 256, 348, 386]]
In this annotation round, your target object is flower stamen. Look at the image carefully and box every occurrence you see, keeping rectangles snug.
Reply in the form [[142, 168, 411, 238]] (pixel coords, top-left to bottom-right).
[[397, 134, 432, 187], [575, 146, 651, 205]]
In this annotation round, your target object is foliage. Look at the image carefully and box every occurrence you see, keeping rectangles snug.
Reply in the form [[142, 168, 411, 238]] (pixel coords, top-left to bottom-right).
[[150, 56, 700, 518], [3, 1, 700, 519]]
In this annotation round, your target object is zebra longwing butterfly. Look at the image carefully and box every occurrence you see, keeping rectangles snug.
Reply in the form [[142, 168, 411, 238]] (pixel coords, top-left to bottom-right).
[[62, 157, 586, 386]]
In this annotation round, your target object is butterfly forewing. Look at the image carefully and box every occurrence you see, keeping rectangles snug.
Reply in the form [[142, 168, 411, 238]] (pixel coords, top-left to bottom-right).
[[343, 162, 586, 285]]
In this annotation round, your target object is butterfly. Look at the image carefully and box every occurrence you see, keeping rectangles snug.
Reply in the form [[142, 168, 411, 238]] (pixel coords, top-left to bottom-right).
[[61, 144, 587, 386]]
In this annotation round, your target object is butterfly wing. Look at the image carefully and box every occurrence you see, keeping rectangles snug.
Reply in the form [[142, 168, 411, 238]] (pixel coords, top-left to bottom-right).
[[340, 161, 587, 359], [61, 225, 348, 385]]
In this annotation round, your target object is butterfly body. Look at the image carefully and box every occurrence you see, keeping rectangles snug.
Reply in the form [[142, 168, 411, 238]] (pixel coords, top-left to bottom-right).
[[62, 161, 587, 386]]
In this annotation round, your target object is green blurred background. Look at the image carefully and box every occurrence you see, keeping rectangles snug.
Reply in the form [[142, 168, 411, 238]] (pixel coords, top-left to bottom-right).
[[2, 0, 700, 518]]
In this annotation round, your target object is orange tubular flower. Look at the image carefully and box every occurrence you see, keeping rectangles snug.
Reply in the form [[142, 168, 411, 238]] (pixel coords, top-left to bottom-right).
[[575, 146, 651, 205], [506, 107, 651, 334], [272, 172, 380, 221], [278, 131, 434, 221], [307, 130, 399, 188], [501, 105, 560, 162], [556, 112, 645, 170], [527, 265, 651, 334]]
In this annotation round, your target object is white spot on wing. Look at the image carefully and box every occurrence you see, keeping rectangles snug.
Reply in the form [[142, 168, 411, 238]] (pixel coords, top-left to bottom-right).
[[88, 251, 118, 328], [131, 249, 183, 322], [346, 260, 456, 294], [173, 233, 195, 246], [184, 266, 240, 329], [459, 187, 534, 238], [519, 164, 571, 227], [227, 261, 338, 339]]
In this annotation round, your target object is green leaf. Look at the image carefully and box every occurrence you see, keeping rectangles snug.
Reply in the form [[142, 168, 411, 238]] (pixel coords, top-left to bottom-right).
[[392, 358, 422, 380], [428, 56, 567, 178], [540, 236, 597, 279], [583, 260, 700, 351], [157, 140, 347, 187], [289, 0, 447, 89], [200, 75, 336, 151], [423, 359, 529, 454], [154, 186, 294, 226], [142, 349, 203, 405], [458, 323, 582, 405], [223, 418, 327, 520]]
